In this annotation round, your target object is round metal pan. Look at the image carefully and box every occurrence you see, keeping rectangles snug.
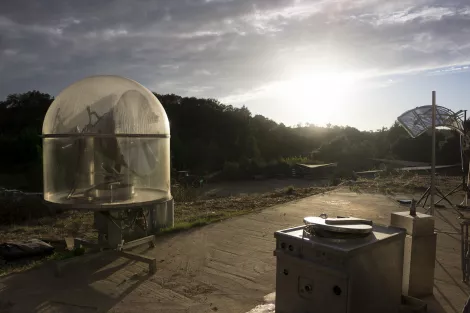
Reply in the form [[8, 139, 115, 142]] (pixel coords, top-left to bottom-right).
[[303, 216, 373, 235]]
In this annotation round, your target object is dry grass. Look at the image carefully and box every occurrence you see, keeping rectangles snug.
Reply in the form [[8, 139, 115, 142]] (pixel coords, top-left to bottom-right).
[[0, 191, 57, 225], [343, 173, 464, 196], [1, 174, 465, 276], [2, 173, 463, 277], [0, 186, 334, 276], [0, 250, 78, 277], [174, 185, 334, 225], [0, 185, 335, 243], [0, 211, 95, 243], [0, 185, 334, 276]]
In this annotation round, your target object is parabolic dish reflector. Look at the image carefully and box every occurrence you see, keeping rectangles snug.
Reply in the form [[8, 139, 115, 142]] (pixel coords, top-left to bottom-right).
[[397, 105, 464, 138]]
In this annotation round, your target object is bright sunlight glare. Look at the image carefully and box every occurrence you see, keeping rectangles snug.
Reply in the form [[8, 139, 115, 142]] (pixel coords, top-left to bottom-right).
[[272, 71, 361, 126]]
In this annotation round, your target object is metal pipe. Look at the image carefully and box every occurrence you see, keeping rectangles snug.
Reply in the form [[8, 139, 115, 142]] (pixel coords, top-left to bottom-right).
[[431, 91, 436, 215], [462, 222, 465, 282], [466, 110, 470, 206], [465, 223, 469, 282], [86, 137, 95, 188]]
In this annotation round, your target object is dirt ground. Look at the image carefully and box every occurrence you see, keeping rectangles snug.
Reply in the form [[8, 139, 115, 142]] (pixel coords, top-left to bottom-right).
[[0, 188, 467, 313]]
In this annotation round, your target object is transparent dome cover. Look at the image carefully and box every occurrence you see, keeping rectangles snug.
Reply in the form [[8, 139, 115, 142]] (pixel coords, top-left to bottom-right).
[[43, 75, 169, 135], [42, 76, 171, 209]]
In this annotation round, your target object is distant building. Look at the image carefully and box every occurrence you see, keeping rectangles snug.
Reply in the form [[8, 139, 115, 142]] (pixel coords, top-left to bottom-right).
[[294, 163, 337, 179], [355, 163, 461, 178], [370, 158, 430, 169]]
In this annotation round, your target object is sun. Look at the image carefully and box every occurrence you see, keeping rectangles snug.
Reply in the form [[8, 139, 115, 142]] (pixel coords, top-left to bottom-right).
[[273, 71, 359, 126]]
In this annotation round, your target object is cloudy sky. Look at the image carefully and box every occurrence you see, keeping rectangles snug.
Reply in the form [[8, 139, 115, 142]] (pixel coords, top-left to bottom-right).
[[1, 0, 470, 130]]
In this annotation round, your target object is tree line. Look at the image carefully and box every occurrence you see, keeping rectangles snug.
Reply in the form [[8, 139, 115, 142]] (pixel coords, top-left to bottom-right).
[[0, 91, 463, 190]]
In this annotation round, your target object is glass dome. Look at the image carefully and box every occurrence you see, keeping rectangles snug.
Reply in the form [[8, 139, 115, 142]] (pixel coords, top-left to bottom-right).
[[42, 75, 171, 209]]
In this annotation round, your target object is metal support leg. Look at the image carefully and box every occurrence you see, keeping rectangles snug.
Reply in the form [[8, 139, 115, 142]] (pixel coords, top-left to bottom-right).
[[436, 188, 457, 208], [121, 235, 156, 250], [436, 183, 463, 205], [462, 222, 466, 282], [119, 235, 157, 274], [53, 201, 174, 278], [116, 250, 157, 274], [423, 192, 430, 208], [462, 220, 470, 283], [466, 223, 470, 283], [54, 236, 158, 277], [424, 187, 464, 217], [416, 187, 431, 207]]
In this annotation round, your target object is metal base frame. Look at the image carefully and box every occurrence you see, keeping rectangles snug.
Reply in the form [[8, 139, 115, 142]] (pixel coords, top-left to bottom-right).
[[416, 186, 464, 218], [53, 200, 173, 277], [54, 235, 157, 277], [436, 182, 470, 206], [461, 220, 470, 283]]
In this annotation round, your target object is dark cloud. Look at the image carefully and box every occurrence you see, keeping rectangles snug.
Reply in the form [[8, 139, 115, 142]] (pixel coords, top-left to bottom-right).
[[1, 0, 470, 102]]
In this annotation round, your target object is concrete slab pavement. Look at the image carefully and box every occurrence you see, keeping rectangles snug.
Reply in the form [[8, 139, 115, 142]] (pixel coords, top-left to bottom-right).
[[0, 188, 467, 313]]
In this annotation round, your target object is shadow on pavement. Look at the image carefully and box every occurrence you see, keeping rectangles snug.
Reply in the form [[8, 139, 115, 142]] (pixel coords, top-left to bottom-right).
[[436, 259, 469, 299], [434, 283, 462, 313], [0, 248, 152, 313], [425, 292, 455, 313]]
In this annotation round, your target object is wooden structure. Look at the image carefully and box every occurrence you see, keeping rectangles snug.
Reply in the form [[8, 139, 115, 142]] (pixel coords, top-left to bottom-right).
[[294, 163, 337, 179], [355, 163, 461, 178]]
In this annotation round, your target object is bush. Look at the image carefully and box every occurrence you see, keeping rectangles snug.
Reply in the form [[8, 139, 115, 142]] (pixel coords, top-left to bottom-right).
[[331, 167, 354, 180], [0, 188, 60, 225], [172, 185, 201, 202], [374, 166, 399, 178], [263, 159, 291, 177], [222, 161, 241, 180], [281, 156, 309, 165], [285, 185, 295, 195], [248, 158, 266, 176]]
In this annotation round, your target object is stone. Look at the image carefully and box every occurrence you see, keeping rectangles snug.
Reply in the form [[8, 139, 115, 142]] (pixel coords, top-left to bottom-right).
[[390, 212, 435, 236], [402, 233, 437, 297]]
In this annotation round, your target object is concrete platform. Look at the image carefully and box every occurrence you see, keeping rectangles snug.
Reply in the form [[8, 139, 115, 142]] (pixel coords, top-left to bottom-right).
[[0, 188, 468, 312]]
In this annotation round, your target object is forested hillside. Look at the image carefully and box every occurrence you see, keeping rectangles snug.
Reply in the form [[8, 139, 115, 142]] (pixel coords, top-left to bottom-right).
[[0, 91, 463, 191]]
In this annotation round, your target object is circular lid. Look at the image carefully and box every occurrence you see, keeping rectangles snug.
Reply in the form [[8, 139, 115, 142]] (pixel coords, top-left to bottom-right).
[[303, 216, 373, 235]]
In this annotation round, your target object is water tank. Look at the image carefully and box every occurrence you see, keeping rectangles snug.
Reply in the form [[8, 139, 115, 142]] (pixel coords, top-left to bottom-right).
[[42, 75, 171, 209]]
